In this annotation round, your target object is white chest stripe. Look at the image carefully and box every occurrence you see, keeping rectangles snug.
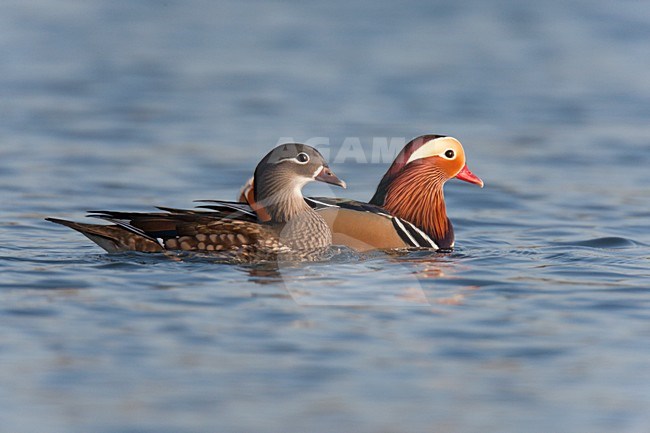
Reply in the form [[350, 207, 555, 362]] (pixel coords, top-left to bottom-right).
[[403, 220, 438, 249], [392, 217, 419, 247]]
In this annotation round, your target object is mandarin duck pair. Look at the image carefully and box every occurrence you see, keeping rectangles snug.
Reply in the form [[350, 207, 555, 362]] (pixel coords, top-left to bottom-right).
[[47, 135, 483, 261]]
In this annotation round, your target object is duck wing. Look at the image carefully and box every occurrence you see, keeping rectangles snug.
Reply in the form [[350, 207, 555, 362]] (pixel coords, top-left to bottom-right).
[[47, 210, 283, 257]]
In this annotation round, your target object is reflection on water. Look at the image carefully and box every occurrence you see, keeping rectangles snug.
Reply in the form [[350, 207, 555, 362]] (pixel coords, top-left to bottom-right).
[[239, 249, 499, 307], [2, 0, 650, 432], [244, 263, 284, 284]]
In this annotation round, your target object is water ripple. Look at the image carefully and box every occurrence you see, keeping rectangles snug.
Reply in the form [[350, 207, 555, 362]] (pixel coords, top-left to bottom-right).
[[552, 237, 640, 249]]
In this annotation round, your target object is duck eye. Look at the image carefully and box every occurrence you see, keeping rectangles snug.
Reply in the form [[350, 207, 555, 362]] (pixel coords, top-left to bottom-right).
[[296, 152, 310, 163], [444, 149, 455, 159]]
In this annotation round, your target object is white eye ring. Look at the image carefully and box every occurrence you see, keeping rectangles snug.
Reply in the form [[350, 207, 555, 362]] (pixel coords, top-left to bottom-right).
[[443, 149, 455, 159], [295, 152, 310, 164]]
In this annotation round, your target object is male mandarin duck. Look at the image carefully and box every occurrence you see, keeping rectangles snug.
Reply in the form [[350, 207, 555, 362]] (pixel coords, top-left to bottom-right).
[[228, 135, 483, 252], [46, 143, 346, 261]]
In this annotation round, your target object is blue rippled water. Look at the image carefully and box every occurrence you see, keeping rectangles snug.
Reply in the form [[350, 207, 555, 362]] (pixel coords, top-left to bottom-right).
[[2, 1, 650, 432]]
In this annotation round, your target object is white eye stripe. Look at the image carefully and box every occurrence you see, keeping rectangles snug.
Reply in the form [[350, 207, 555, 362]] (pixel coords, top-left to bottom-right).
[[405, 137, 462, 164], [274, 153, 310, 165]]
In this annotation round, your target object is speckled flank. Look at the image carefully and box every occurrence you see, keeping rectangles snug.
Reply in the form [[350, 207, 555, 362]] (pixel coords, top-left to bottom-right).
[[155, 216, 331, 261], [165, 233, 250, 252]]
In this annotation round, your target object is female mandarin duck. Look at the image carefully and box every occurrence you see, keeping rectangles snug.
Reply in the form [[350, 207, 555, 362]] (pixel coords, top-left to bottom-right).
[[46, 143, 346, 261], [229, 135, 483, 252]]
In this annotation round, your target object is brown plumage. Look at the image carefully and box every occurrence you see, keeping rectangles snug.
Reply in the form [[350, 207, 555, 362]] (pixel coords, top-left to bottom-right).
[[46, 143, 346, 261]]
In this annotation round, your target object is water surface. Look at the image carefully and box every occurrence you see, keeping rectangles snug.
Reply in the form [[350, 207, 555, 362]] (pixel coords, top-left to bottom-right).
[[2, 1, 650, 432]]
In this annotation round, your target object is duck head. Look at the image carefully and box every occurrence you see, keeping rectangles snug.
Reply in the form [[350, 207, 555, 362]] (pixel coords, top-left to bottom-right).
[[254, 143, 345, 222], [371, 135, 482, 205], [370, 135, 483, 248]]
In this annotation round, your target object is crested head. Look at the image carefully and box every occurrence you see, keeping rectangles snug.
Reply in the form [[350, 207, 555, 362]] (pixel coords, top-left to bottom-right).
[[253, 143, 345, 223], [369, 134, 483, 249], [370, 135, 481, 206]]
